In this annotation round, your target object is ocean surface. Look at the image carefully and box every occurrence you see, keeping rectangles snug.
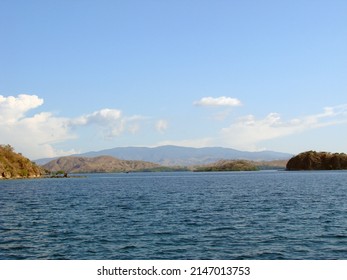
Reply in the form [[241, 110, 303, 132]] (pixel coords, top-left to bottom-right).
[[1, 171, 347, 260]]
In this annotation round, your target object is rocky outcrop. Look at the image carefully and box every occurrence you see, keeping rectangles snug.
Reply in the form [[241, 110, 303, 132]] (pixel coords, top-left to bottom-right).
[[0, 145, 44, 179], [286, 151, 347, 170], [42, 155, 162, 173]]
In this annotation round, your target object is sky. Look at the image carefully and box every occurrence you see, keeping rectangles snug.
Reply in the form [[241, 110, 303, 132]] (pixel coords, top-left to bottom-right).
[[1, 0, 347, 159]]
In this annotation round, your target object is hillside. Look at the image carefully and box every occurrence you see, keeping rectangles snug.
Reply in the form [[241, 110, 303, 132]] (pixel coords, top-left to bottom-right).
[[0, 145, 44, 179], [286, 151, 347, 170], [42, 156, 162, 173]]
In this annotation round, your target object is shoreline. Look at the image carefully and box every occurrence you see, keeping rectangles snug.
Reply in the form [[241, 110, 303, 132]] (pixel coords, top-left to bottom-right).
[[0, 174, 87, 180]]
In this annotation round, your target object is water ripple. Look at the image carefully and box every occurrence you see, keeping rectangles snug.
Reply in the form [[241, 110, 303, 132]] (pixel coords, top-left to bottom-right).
[[1, 171, 347, 259]]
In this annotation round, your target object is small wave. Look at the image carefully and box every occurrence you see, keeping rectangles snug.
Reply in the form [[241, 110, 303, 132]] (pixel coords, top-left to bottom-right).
[[0, 227, 16, 232], [0, 239, 22, 245], [152, 231, 173, 236], [253, 251, 287, 260], [208, 226, 236, 232], [0, 254, 28, 260], [0, 244, 31, 252], [120, 245, 137, 250], [319, 234, 347, 239], [7, 245, 30, 251]]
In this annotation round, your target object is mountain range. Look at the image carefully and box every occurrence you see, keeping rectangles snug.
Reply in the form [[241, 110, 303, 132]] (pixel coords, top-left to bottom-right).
[[36, 145, 292, 166]]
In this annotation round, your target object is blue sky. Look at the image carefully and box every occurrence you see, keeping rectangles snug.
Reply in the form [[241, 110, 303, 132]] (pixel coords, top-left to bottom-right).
[[1, 0, 347, 159]]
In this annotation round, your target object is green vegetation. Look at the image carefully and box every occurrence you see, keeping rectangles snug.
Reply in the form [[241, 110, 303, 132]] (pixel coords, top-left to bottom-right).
[[49, 170, 68, 178], [194, 160, 259, 172], [139, 166, 190, 172], [0, 144, 44, 179], [286, 151, 347, 170]]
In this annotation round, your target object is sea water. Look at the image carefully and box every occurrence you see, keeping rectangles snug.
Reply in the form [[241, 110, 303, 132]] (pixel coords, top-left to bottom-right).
[[1, 171, 347, 259]]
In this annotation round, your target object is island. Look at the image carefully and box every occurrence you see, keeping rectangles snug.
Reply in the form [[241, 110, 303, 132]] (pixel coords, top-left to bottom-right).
[[286, 151, 347, 171], [42, 155, 163, 173], [193, 160, 259, 172]]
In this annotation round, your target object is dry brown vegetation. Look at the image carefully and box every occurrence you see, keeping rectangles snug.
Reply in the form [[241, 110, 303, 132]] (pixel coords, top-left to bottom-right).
[[43, 155, 162, 173], [0, 145, 44, 179]]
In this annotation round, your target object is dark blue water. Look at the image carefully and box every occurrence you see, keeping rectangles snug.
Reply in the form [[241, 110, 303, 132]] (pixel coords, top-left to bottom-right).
[[1, 171, 347, 260]]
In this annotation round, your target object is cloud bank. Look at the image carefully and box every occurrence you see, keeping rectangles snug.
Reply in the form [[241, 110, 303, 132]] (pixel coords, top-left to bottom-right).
[[220, 104, 347, 150], [0, 94, 74, 159], [0, 94, 161, 159], [157, 104, 347, 152]]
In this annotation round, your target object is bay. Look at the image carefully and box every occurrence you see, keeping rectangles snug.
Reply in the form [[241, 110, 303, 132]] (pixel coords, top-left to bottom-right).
[[1, 171, 347, 260]]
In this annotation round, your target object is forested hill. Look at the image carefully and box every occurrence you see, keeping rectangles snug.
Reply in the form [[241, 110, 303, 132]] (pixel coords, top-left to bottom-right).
[[286, 151, 347, 170], [194, 160, 258, 172], [0, 145, 44, 179]]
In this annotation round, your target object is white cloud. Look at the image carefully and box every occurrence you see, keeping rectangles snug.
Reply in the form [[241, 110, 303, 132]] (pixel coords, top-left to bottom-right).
[[0, 94, 75, 158], [70, 111, 148, 138], [155, 119, 168, 133], [194, 96, 242, 107], [69, 108, 126, 138], [70, 108, 122, 126], [220, 104, 347, 151], [1, 111, 76, 159], [0, 94, 43, 123]]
